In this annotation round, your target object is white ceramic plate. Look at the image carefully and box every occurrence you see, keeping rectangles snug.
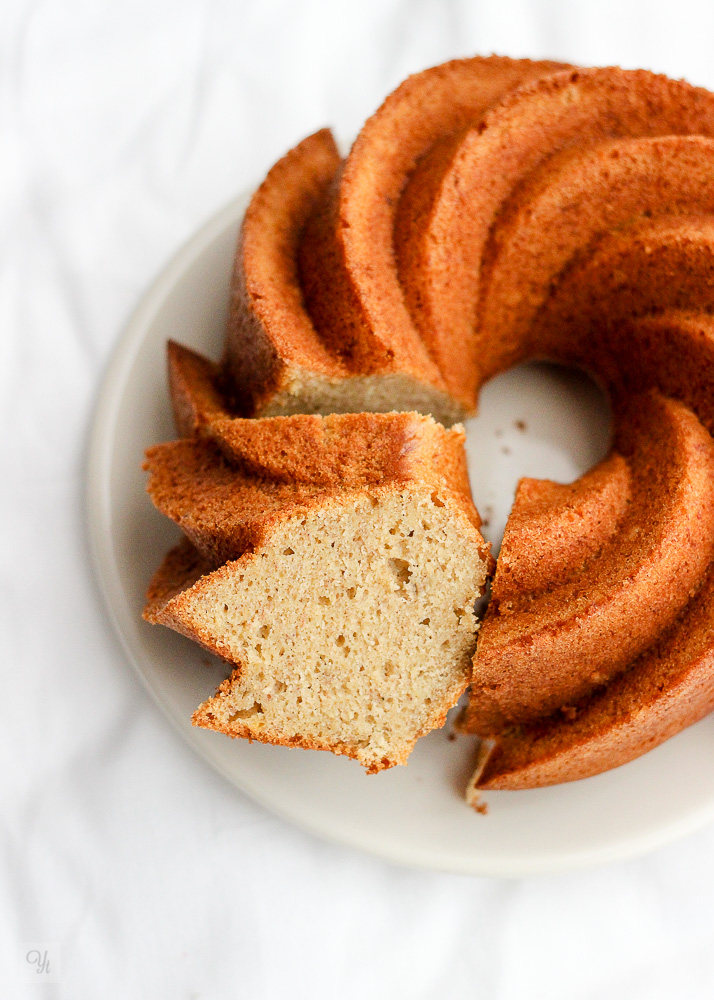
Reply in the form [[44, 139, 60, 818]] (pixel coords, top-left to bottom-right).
[[87, 191, 714, 876]]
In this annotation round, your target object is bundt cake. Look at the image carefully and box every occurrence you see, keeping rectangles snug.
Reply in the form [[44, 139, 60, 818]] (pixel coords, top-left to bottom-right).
[[144, 55, 714, 800], [143, 412, 491, 772]]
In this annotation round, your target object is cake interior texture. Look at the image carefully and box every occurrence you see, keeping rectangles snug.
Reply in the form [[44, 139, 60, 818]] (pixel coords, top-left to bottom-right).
[[150, 490, 487, 772]]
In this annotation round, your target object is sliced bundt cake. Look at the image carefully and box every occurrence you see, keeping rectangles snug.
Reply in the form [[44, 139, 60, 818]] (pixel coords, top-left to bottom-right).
[[149, 57, 714, 796], [143, 412, 491, 772]]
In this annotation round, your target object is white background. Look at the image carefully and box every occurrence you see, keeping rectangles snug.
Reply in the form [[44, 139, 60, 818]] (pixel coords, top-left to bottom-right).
[[5, 1, 714, 996]]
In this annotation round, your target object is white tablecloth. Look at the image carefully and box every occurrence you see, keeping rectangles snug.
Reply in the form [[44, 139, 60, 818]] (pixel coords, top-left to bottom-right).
[[6, 1, 714, 995]]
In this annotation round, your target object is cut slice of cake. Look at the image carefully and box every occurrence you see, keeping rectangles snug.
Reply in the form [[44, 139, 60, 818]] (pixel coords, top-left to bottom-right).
[[143, 413, 491, 772], [164, 343, 478, 492]]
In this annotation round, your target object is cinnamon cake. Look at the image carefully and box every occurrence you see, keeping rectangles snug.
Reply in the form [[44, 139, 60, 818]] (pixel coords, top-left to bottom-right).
[[145, 56, 714, 797]]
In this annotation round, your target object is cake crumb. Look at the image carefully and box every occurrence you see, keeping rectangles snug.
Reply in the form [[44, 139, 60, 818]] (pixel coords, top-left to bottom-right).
[[474, 800, 488, 816], [515, 419, 527, 432]]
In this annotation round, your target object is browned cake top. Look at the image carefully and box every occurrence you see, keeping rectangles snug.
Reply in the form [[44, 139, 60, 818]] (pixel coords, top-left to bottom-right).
[[155, 56, 714, 791], [144, 409, 487, 565]]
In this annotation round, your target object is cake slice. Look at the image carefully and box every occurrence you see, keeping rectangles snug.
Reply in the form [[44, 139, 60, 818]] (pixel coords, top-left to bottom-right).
[[143, 413, 491, 772], [164, 343, 478, 492]]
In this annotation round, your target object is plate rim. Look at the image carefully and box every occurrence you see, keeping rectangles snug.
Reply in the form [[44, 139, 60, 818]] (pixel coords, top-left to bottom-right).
[[85, 191, 714, 877]]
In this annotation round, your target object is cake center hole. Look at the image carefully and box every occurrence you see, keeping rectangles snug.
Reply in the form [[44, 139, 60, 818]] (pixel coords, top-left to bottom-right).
[[465, 362, 612, 556]]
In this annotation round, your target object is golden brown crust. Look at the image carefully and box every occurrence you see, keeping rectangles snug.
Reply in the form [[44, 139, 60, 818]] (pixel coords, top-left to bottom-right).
[[209, 411, 473, 497], [464, 392, 714, 734], [301, 57, 567, 410], [143, 412, 488, 565], [144, 437, 324, 564], [143, 537, 216, 625], [418, 67, 714, 399], [223, 129, 346, 415], [531, 216, 714, 366], [492, 455, 630, 598], [479, 135, 714, 381], [167, 341, 233, 436], [221, 63, 714, 418], [391, 58, 569, 406], [611, 311, 714, 435], [476, 566, 714, 789]]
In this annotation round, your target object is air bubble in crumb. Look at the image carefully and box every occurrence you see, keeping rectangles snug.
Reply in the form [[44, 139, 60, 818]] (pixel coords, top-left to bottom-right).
[[388, 558, 412, 589]]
